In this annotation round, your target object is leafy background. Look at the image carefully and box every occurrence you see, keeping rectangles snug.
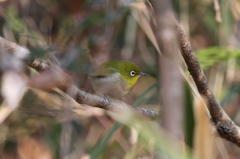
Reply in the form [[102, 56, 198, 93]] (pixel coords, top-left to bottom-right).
[[0, 0, 240, 158]]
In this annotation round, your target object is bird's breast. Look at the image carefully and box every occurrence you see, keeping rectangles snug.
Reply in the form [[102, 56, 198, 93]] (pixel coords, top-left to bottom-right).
[[90, 73, 130, 99]]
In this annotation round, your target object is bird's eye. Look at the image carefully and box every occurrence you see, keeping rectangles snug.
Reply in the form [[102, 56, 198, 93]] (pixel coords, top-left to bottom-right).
[[130, 71, 136, 77]]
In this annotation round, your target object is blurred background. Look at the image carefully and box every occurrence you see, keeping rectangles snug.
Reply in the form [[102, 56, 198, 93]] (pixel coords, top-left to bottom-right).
[[0, 0, 240, 158]]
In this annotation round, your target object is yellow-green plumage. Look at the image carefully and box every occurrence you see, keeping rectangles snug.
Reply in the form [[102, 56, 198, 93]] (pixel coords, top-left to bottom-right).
[[89, 61, 148, 99]]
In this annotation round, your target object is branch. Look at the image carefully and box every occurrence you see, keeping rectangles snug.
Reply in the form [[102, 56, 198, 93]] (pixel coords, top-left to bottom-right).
[[0, 37, 159, 119], [150, 0, 184, 139], [174, 21, 240, 146]]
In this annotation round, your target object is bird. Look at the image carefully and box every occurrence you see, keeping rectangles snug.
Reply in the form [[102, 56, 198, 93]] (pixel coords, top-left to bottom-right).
[[89, 61, 148, 99]]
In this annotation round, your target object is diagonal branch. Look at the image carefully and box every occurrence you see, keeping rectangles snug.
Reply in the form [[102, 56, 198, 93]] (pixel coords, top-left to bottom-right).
[[0, 36, 159, 119], [174, 21, 240, 146], [149, 0, 240, 146]]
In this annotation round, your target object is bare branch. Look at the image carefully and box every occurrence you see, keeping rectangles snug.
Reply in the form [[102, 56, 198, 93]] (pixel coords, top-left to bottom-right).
[[148, 0, 240, 147], [175, 21, 240, 146], [0, 36, 159, 119]]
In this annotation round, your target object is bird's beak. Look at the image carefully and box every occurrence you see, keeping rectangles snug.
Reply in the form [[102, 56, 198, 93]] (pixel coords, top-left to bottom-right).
[[138, 72, 149, 76]]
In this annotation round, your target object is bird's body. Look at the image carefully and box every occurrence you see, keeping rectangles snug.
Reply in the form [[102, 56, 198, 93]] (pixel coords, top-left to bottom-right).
[[90, 72, 130, 98], [89, 61, 148, 99]]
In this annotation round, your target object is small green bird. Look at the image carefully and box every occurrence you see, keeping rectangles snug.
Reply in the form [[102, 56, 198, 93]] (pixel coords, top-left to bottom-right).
[[89, 61, 148, 99]]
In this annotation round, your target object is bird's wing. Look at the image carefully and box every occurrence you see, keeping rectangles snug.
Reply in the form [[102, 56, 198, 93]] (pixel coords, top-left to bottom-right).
[[89, 66, 117, 78]]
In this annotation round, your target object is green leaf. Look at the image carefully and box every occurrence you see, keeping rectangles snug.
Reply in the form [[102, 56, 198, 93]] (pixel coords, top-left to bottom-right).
[[196, 47, 240, 70], [90, 122, 122, 159], [184, 83, 195, 148]]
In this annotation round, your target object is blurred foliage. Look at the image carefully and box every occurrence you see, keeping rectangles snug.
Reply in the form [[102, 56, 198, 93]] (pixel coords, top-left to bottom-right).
[[90, 122, 122, 159], [196, 46, 240, 70], [133, 82, 158, 107], [221, 83, 240, 105], [0, 0, 240, 159]]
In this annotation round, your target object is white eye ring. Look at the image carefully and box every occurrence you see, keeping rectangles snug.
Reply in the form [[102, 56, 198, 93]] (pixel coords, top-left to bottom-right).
[[130, 71, 136, 77]]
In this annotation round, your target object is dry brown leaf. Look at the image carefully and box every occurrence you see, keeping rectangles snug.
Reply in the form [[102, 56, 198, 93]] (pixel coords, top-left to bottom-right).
[[17, 136, 52, 159], [130, 1, 160, 54], [194, 98, 216, 159]]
